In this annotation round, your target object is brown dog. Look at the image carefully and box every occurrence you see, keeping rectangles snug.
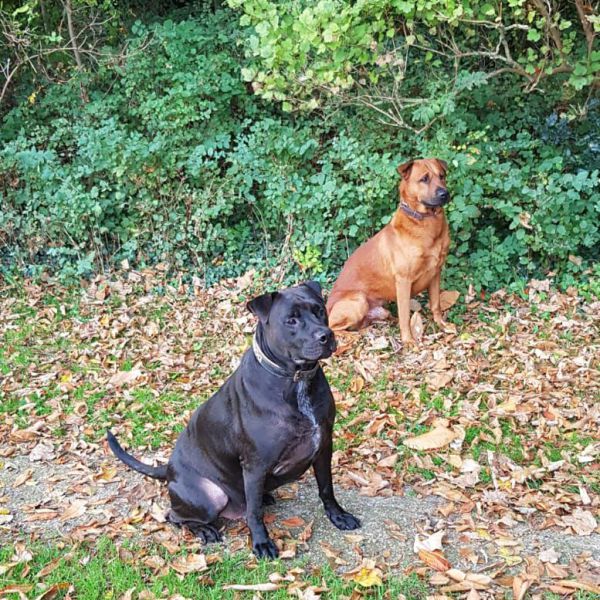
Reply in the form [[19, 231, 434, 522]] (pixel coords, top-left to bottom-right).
[[326, 158, 451, 345]]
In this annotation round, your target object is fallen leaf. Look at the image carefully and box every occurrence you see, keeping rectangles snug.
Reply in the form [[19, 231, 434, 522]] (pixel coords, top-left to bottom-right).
[[512, 575, 531, 600], [29, 442, 55, 462], [538, 548, 559, 563], [13, 469, 33, 488], [404, 426, 458, 450], [34, 582, 70, 600], [170, 553, 207, 574], [109, 369, 142, 387], [561, 509, 597, 535], [281, 516, 305, 528], [222, 583, 281, 591], [557, 580, 600, 594], [410, 311, 424, 341], [418, 549, 451, 572], [414, 530, 445, 553], [439, 290, 460, 311], [59, 501, 87, 522], [352, 567, 383, 587], [426, 370, 454, 390]]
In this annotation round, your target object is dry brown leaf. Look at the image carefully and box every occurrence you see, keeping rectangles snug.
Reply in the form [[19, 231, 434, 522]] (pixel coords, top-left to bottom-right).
[[404, 426, 458, 450], [299, 520, 314, 543], [109, 369, 142, 387], [418, 549, 451, 572], [414, 530, 445, 553], [170, 553, 207, 574], [439, 290, 460, 311], [410, 311, 424, 341], [281, 516, 305, 528], [13, 469, 33, 488], [512, 575, 531, 600], [557, 580, 600, 594], [426, 370, 454, 390], [34, 582, 70, 600], [222, 583, 281, 591], [29, 442, 55, 462], [59, 500, 87, 522], [561, 509, 597, 535], [538, 548, 559, 563]]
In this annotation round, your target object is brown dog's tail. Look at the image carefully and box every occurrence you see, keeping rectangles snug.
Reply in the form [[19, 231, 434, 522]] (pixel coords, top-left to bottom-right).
[[106, 430, 167, 480]]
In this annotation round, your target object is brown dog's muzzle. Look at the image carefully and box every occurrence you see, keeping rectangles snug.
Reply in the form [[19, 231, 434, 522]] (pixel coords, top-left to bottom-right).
[[423, 187, 451, 208]]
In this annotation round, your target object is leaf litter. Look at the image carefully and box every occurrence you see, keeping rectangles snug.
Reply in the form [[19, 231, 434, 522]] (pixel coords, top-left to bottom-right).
[[0, 269, 599, 597]]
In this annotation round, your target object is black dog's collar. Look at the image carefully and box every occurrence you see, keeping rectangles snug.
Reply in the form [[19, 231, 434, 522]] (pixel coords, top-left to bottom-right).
[[252, 335, 320, 382], [399, 202, 437, 221]]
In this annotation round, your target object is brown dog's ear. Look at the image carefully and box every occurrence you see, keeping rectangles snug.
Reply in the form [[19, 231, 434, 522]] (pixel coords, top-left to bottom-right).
[[247, 291, 278, 323], [301, 280, 323, 299], [437, 159, 448, 175], [397, 159, 415, 179]]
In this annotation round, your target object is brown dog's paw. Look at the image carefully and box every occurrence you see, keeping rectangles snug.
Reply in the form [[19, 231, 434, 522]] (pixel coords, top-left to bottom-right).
[[401, 337, 418, 349]]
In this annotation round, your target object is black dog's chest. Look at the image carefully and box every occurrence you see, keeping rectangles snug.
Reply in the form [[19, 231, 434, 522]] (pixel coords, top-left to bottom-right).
[[272, 421, 322, 476], [272, 382, 323, 476]]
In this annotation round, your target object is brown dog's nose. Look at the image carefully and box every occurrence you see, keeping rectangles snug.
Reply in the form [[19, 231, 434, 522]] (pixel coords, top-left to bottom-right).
[[435, 188, 450, 204]]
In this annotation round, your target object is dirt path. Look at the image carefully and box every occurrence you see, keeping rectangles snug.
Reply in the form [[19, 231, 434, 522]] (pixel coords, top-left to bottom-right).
[[2, 450, 598, 576]]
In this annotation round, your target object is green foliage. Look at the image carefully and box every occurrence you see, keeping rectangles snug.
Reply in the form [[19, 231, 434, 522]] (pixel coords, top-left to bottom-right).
[[1, 6, 599, 292], [228, 0, 599, 124]]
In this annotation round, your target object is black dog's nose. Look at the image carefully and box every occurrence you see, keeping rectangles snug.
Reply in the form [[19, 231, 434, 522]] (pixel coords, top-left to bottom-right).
[[435, 187, 450, 203], [316, 330, 332, 345]]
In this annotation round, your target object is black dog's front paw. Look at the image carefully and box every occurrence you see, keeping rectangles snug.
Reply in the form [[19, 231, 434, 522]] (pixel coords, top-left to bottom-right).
[[327, 509, 361, 530], [262, 493, 276, 506], [252, 539, 279, 559]]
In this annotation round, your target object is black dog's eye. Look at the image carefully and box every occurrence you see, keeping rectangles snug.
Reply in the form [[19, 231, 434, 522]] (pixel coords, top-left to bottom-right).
[[420, 174, 429, 183], [286, 317, 298, 326]]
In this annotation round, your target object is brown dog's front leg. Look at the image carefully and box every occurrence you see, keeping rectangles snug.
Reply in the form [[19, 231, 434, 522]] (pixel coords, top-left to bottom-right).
[[395, 277, 414, 345], [243, 467, 278, 559], [428, 271, 446, 328]]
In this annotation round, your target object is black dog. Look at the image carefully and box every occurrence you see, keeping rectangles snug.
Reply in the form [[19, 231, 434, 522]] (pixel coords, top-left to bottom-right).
[[107, 281, 360, 558]]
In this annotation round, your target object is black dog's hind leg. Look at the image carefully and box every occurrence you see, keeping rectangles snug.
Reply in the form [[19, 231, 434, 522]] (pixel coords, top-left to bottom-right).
[[313, 438, 361, 530], [169, 518, 222, 544], [167, 475, 227, 544], [243, 468, 278, 559]]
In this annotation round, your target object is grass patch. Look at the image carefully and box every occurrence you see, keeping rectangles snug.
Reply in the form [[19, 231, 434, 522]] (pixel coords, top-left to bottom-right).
[[0, 538, 431, 600]]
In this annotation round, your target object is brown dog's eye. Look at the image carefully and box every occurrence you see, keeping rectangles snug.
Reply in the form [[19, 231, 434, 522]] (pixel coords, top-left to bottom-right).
[[420, 174, 429, 183]]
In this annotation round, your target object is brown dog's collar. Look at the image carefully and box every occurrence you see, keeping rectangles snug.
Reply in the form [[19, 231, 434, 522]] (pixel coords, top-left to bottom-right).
[[252, 335, 320, 382], [399, 202, 437, 221]]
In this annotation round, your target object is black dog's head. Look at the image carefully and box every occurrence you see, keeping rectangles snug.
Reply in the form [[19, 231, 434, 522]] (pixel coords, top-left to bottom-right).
[[247, 281, 336, 366]]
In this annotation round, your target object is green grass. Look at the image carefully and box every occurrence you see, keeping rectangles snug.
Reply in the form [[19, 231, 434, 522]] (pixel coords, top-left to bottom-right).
[[0, 539, 431, 600]]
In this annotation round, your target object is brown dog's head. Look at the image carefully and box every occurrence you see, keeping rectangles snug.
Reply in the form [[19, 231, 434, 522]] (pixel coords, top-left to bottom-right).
[[397, 158, 450, 214]]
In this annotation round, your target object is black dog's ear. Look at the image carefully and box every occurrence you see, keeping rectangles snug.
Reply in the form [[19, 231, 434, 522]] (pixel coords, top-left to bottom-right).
[[397, 159, 415, 179], [247, 291, 278, 323], [301, 280, 323, 298]]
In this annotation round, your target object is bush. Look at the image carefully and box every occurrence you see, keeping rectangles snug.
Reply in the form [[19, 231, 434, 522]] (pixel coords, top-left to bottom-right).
[[1, 8, 598, 291]]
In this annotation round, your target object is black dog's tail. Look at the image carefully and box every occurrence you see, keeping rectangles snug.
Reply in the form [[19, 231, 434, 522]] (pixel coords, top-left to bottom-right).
[[106, 430, 167, 480]]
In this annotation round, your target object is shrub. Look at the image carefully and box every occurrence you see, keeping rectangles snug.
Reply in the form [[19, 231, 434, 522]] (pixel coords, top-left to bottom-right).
[[1, 8, 598, 292]]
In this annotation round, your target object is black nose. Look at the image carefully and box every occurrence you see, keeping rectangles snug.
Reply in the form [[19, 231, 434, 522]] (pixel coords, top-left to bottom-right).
[[316, 330, 332, 345], [435, 187, 450, 203]]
